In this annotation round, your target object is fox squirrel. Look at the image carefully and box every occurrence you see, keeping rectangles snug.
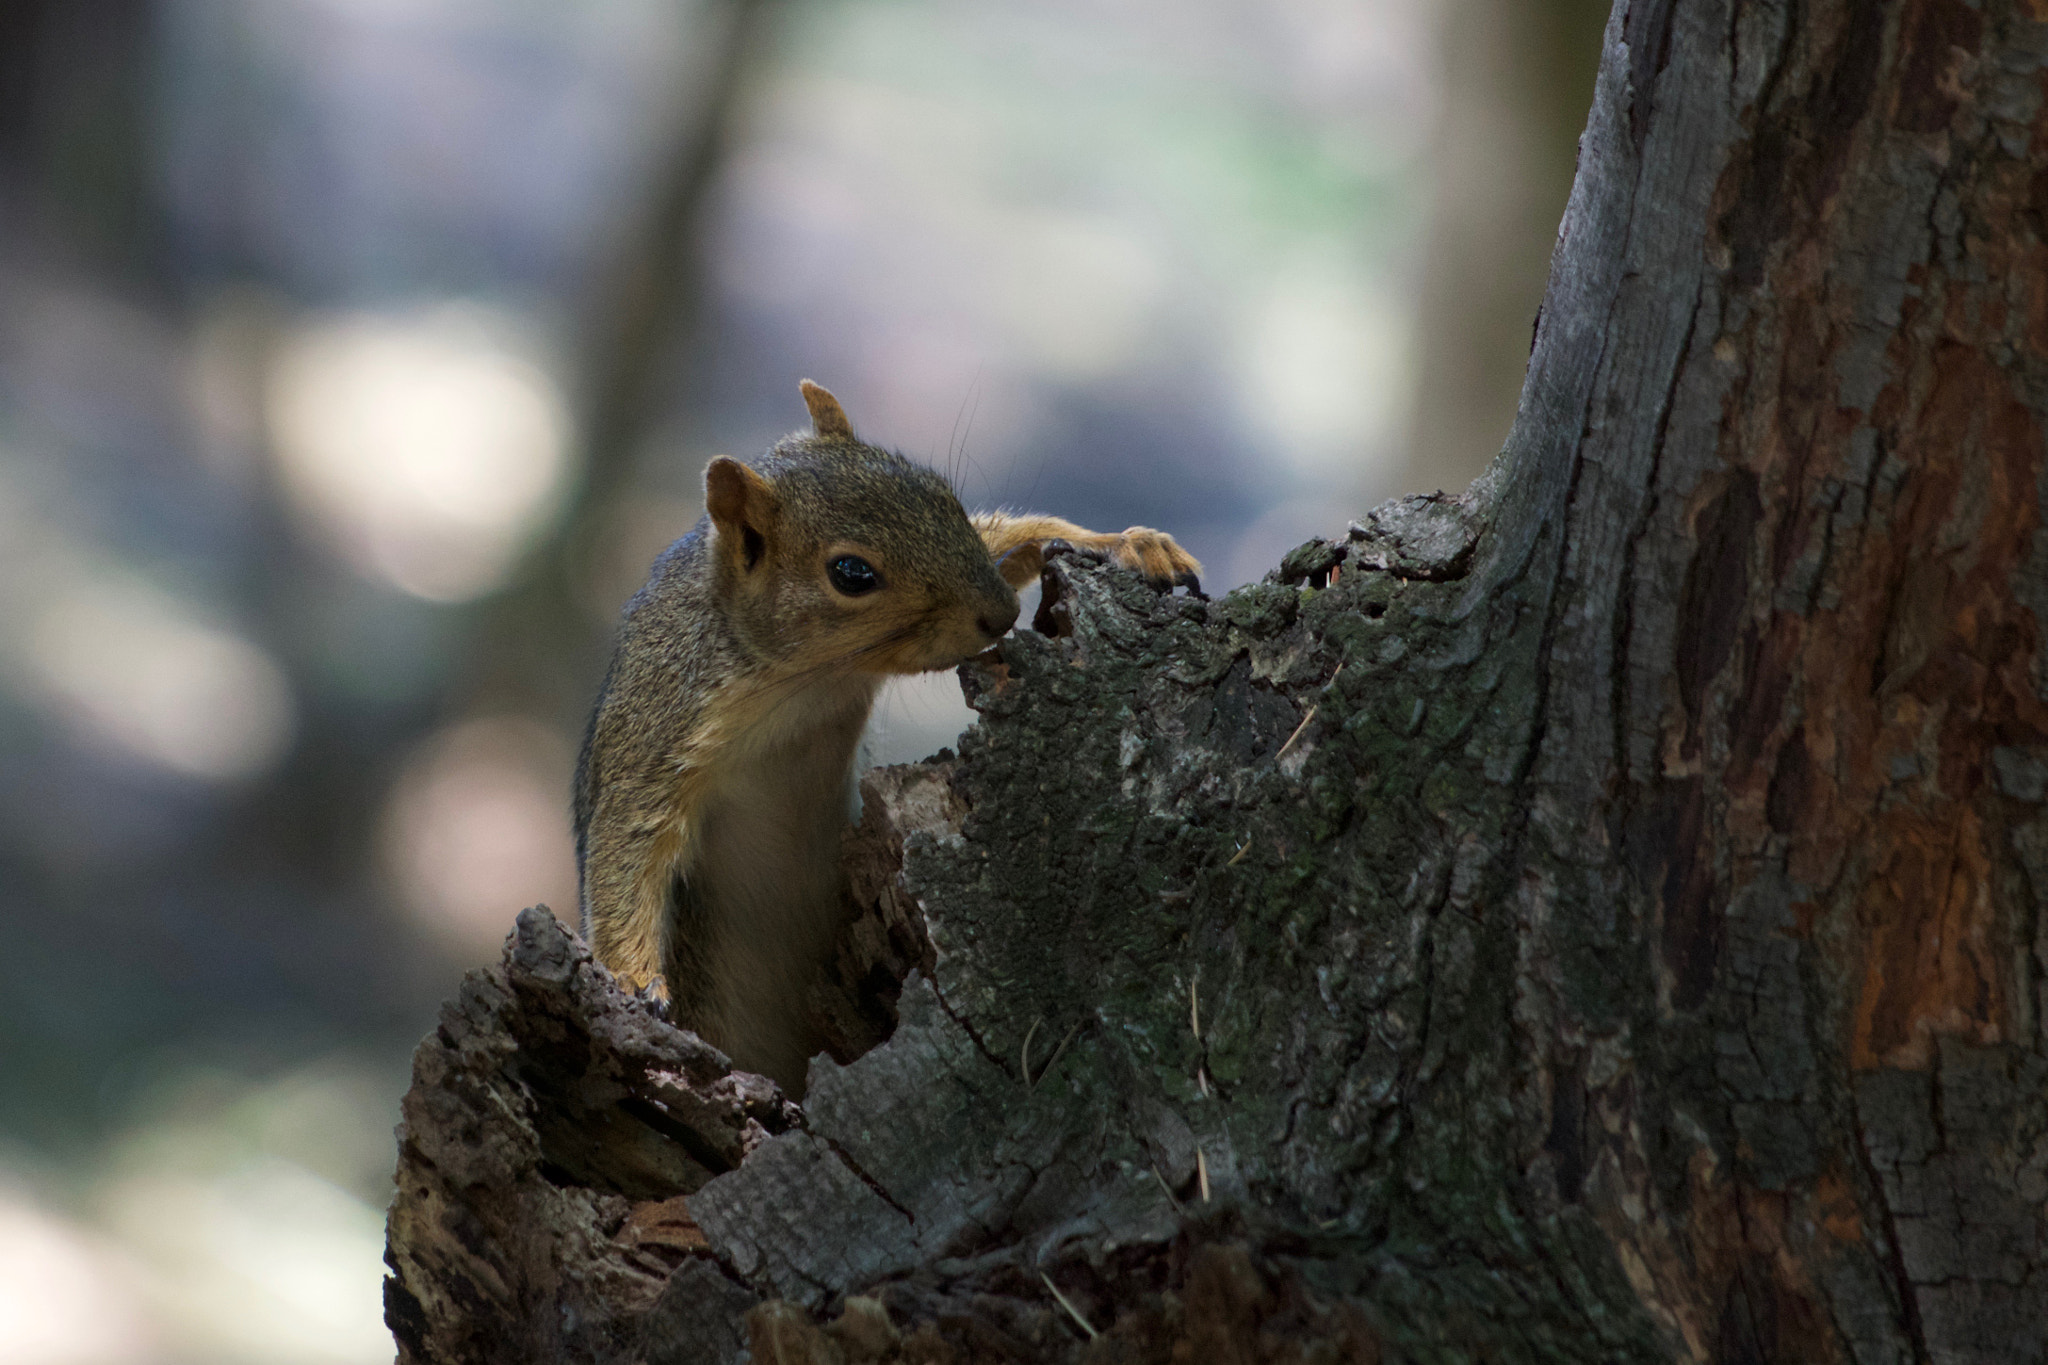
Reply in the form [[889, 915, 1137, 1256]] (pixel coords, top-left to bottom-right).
[[574, 380, 1199, 1093]]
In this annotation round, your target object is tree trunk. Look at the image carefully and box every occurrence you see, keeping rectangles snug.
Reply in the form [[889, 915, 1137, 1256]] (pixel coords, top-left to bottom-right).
[[384, 1, 2048, 1360]]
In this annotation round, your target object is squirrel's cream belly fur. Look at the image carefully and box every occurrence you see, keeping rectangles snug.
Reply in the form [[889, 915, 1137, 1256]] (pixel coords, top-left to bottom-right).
[[686, 672, 876, 1088]]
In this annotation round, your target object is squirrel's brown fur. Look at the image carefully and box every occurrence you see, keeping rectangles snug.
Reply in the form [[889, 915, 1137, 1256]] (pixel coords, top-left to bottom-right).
[[575, 380, 1198, 1093]]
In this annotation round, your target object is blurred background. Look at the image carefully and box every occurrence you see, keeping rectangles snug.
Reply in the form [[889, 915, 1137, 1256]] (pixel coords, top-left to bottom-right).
[[0, 0, 1600, 1359]]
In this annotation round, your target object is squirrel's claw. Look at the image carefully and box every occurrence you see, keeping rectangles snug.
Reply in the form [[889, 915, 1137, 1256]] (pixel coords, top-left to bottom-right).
[[621, 973, 672, 1019], [1108, 526, 1203, 590]]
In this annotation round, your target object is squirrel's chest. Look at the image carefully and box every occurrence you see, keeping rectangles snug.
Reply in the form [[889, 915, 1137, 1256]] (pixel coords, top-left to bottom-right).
[[688, 674, 879, 923]]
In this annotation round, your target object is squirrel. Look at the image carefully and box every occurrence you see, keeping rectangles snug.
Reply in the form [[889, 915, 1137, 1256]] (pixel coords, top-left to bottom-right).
[[574, 380, 1200, 1094]]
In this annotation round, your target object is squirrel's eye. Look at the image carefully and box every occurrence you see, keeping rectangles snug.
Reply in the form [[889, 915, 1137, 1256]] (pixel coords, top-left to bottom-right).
[[826, 554, 881, 596]]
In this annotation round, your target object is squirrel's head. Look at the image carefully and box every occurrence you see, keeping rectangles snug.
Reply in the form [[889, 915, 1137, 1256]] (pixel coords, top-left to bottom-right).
[[702, 381, 1019, 675]]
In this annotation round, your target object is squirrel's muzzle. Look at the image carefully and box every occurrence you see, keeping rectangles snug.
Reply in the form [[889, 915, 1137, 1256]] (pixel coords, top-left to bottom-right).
[[976, 597, 1020, 643]]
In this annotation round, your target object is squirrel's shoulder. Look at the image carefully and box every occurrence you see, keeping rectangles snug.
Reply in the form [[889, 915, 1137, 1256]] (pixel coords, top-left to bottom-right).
[[601, 521, 737, 707], [576, 522, 728, 826], [624, 520, 712, 616]]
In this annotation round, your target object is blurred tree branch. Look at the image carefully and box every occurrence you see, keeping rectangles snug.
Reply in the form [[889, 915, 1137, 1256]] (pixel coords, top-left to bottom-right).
[[462, 0, 773, 724], [1398, 0, 1606, 496], [0, 0, 158, 274]]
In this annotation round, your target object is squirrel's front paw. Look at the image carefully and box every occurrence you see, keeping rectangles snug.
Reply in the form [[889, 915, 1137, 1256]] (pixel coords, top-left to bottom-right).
[[626, 974, 672, 1018], [1107, 526, 1202, 591]]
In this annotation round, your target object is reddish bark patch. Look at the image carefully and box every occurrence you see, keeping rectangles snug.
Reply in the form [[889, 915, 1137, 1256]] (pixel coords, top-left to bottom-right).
[[1811, 1172, 1864, 1244], [1892, 0, 1983, 133], [1706, 139, 2048, 1066], [1838, 340, 2046, 1068], [1711, 0, 1886, 290], [1851, 810, 2003, 1067], [1679, 1179, 1847, 1365]]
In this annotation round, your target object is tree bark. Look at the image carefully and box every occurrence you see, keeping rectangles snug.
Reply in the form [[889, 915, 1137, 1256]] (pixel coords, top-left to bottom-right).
[[385, 1, 2048, 1360]]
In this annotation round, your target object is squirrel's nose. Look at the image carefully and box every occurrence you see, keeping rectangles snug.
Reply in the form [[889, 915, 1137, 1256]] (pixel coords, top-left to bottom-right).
[[977, 599, 1019, 641]]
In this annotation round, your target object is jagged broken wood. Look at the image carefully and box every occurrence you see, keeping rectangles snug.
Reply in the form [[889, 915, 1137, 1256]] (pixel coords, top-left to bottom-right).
[[387, 1, 2048, 1360]]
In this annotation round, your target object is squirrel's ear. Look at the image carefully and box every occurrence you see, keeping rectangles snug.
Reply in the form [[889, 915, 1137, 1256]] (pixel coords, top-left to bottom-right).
[[799, 379, 855, 440], [705, 457, 776, 573]]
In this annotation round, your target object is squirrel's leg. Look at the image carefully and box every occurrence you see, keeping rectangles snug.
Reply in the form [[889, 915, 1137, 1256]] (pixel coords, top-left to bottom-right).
[[971, 512, 1202, 589], [583, 785, 700, 1001]]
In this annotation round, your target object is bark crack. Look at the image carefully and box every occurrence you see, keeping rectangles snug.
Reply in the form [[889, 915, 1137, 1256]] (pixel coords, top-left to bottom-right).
[[817, 1132, 917, 1226], [1614, 283, 1706, 787], [923, 970, 1012, 1080], [1845, 1078, 1935, 1365]]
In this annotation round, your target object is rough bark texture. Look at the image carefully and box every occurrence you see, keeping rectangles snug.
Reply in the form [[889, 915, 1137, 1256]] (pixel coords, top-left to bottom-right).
[[386, 1, 2048, 1360]]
